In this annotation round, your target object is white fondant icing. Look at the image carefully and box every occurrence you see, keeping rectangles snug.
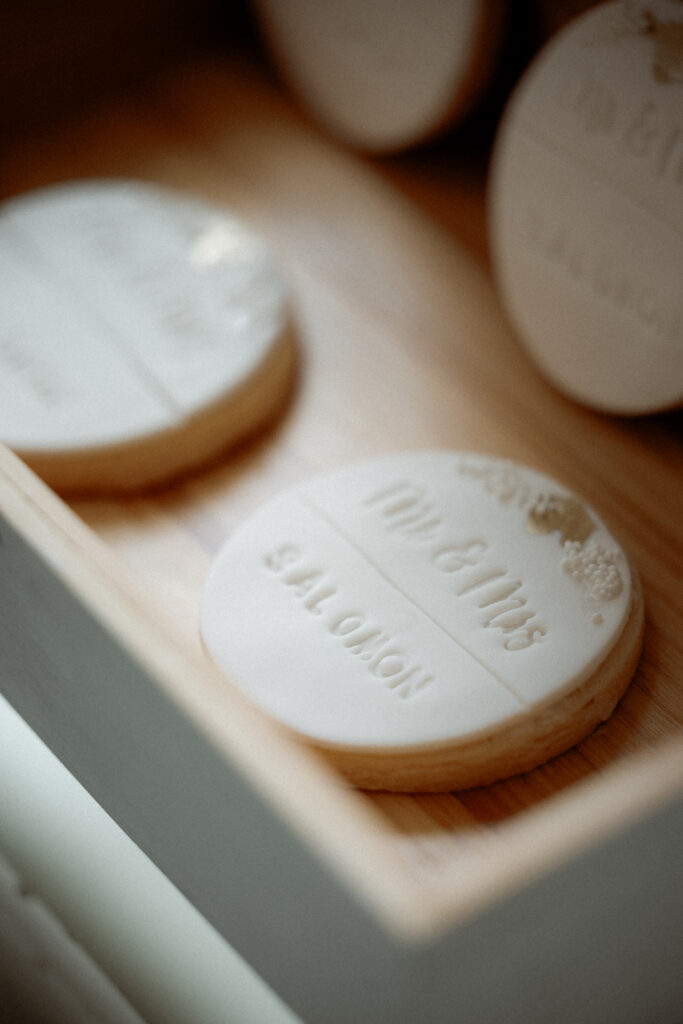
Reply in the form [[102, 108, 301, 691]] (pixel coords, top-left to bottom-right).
[[489, 0, 683, 413], [0, 180, 289, 451], [253, 0, 501, 151], [200, 453, 632, 750]]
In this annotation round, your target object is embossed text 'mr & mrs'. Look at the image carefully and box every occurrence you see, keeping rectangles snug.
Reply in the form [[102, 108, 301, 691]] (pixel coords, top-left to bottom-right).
[[364, 477, 548, 652]]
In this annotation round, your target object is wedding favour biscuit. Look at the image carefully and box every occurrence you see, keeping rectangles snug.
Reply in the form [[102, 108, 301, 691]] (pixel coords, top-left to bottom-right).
[[253, 0, 504, 152], [489, 0, 683, 413], [0, 180, 295, 493], [200, 452, 643, 791]]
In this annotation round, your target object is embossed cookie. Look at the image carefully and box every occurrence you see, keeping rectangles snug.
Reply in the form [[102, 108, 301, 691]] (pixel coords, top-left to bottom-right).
[[489, 0, 683, 413], [0, 180, 295, 493], [200, 452, 644, 791], [253, 0, 504, 152]]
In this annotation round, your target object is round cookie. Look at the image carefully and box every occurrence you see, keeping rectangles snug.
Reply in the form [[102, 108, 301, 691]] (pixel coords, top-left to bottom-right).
[[200, 452, 643, 791], [253, 0, 504, 152], [0, 180, 295, 493], [489, 0, 683, 414]]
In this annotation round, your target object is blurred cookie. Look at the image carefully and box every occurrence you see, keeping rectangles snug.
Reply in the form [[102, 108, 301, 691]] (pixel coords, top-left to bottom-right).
[[0, 180, 295, 493], [253, 0, 505, 151], [489, 0, 683, 413]]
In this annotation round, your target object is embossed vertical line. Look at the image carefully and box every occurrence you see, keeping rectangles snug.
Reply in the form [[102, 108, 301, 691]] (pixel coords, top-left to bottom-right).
[[514, 116, 683, 242], [298, 493, 529, 707], [1, 218, 183, 417]]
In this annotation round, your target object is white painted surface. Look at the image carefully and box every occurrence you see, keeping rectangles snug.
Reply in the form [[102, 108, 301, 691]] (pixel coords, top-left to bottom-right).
[[0, 695, 301, 1024]]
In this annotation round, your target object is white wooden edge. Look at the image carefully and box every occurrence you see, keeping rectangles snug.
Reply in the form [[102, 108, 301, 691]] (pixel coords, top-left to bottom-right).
[[0, 694, 301, 1024]]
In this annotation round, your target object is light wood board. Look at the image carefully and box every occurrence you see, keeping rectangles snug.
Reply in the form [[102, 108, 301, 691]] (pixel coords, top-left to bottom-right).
[[1, 51, 681, 885]]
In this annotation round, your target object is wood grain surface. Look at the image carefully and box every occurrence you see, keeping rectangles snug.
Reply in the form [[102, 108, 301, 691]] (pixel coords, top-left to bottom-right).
[[2, 48, 681, 881]]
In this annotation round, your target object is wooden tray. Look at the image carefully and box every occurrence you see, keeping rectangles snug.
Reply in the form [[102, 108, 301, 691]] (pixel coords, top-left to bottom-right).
[[1, 53, 682, 1024]]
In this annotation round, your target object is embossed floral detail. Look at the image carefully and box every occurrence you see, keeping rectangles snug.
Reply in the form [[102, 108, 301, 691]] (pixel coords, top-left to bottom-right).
[[643, 11, 683, 82], [455, 457, 530, 508], [561, 539, 624, 601], [584, 3, 651, 47], [587, 5, 683, 81], [525, 494, 595, 545]]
